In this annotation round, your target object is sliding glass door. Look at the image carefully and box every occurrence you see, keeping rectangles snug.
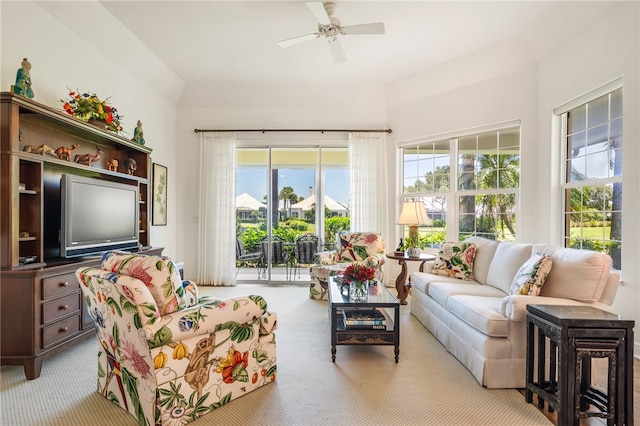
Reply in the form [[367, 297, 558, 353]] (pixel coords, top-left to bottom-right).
[[236, 146, 349, 283]]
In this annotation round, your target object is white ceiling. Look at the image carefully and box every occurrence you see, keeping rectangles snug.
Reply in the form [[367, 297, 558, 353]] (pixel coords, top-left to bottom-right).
[[38, 1, 616, 105]]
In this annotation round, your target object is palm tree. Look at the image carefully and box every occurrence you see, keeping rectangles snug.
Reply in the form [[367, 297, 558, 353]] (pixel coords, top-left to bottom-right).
[[278, 186, 296, 219], [476, 153, 519, 238]]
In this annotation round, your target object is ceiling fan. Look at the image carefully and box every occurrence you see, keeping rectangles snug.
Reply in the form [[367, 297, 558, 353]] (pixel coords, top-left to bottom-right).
[[278, 1, 385, 64]]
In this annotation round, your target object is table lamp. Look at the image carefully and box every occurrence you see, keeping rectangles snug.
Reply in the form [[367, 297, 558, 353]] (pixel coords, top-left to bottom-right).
[[397, 201, 430, 257]]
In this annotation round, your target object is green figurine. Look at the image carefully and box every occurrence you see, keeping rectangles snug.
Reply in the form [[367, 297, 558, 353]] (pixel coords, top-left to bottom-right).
[[132, 120, 145, 145], [14, 58, 34, 98]]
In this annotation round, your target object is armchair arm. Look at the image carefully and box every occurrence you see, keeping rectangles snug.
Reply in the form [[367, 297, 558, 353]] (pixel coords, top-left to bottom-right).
[[144, 294, 276, 348], [360, 253, 386, 269]]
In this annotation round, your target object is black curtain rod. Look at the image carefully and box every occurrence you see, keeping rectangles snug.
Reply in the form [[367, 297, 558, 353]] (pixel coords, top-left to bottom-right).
[[194, 128, 392, 134]]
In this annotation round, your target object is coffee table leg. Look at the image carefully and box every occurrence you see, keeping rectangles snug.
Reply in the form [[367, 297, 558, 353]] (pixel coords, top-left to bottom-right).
[[394, 306, 400, 362]]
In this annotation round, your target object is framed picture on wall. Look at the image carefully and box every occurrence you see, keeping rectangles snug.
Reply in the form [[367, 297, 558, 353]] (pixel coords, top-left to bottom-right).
[[152, 163, 168, 226]]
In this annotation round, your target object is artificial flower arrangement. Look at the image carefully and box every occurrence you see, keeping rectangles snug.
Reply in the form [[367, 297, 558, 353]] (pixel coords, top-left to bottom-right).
[[61, 89, 123, 134], [342, 263, 376, 284]]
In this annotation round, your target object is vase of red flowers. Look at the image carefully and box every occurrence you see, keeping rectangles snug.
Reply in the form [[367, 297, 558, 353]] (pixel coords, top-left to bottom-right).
[[343, 264, 376, 303]]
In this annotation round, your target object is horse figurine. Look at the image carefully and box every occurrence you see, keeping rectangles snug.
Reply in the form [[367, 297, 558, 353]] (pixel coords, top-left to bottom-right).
[[74, 148, 103, 167], [54, 144, 79, 161]]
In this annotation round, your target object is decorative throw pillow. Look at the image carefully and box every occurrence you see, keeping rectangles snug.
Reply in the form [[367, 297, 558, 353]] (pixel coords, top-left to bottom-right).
[[510, 253, 552, 296], [432, 242, 477, 280]]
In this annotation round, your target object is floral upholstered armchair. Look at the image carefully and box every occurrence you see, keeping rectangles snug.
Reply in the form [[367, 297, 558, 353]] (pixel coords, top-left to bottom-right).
[[76, 251, 277, 426], [309, 231, 386, 300]]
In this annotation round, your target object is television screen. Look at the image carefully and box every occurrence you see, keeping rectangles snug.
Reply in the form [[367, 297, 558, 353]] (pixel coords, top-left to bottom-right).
[[61, 174, 139, 257]]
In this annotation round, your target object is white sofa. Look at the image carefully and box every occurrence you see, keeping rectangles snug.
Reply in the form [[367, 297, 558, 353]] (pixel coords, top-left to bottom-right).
[[409, 236, 620, 388]]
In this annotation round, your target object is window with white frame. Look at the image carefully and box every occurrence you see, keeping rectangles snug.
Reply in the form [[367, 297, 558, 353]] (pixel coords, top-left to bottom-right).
[[401, 125, 520, 245], [559, 85, 622, 270]]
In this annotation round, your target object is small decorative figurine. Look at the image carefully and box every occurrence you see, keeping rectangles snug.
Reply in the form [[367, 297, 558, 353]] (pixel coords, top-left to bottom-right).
[[23, 144, 56, 157], [124, 157, 137, 175], [74, 148, 103, 167], [54, 144, 79, 161], [13, 58, 34, 99], [131, 120, 145, 145], [106, 159, 119, 172]]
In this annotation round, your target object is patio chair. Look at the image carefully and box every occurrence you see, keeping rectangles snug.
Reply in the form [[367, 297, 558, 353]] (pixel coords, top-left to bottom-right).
[[236, 237, 263, 277], [260, 236, 289, 280], [294, 233, 319, 278]]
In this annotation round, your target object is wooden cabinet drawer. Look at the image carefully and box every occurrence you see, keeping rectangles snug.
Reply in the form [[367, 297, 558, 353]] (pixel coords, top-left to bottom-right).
[[42, 316, 80, 348], [42, 294, 80, 325], [42, 273, 79, 299]]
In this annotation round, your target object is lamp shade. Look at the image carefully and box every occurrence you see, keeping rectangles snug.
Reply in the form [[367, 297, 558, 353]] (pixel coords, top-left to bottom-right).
[[397, 201, 430, 225]]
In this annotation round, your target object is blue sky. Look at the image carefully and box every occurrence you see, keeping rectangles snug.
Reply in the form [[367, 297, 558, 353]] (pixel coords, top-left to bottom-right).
[[236, 168, 349, 205]]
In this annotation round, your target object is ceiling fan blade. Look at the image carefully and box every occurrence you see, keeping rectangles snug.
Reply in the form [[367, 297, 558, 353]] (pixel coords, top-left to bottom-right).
[[278, 33, 318, 48], [341, 22, 385, 35], [306, 1, 331, 25], [328, 39, 347, 64]]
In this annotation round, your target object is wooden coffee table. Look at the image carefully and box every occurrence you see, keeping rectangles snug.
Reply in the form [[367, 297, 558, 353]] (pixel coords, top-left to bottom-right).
[[328, 276, 400, 363]]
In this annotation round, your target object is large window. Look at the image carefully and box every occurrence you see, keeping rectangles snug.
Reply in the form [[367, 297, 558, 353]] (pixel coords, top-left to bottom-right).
[[559, 85, 622, 270], [235, 146, 350, 282], [401, 124, 520, 245]]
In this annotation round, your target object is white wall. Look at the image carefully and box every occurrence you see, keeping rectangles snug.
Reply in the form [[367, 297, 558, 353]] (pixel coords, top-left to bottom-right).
[[385, 2, 639, 355], [536, 3, 639, 353], [1, 1, 180, 258]]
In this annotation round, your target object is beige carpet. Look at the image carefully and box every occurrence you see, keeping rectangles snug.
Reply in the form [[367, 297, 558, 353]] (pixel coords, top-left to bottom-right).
[[0, 285, 550, 426]]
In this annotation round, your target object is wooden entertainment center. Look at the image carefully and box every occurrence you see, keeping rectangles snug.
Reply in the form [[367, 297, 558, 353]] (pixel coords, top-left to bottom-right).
[[0, 92, 159, 379]]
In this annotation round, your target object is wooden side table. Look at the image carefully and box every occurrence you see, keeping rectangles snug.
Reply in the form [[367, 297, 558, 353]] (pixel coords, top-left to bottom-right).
[[525, 304, 634, 426], [385, 252, 435, 305]]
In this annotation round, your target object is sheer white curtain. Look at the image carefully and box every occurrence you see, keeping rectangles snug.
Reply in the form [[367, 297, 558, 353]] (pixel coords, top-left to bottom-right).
[[197, 132, 237, 285], [349, 132, 390, 240]]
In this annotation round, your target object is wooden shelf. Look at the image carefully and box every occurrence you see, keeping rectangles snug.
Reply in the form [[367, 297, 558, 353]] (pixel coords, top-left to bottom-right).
[[1, 92, 153, 269], [1, 91, 160, 381]]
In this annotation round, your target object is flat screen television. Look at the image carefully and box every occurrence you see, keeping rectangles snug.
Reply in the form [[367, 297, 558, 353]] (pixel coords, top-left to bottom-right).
[[60, 174, 139, 258]]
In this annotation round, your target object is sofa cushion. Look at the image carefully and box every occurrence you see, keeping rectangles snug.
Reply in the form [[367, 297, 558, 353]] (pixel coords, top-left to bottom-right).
[[465, 237, 500, 285], [533, 245, 612, 303], [486, 242, 533, 294], [432, 242, 477, 280], [428, 281, 506, 309], [447, 295, 510, 337], [509, 253, 552, 296], [410, 271, 474, 296]]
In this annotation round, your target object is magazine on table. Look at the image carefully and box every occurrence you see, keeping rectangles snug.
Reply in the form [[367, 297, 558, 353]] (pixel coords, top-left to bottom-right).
[[343, 308, 386, 328]]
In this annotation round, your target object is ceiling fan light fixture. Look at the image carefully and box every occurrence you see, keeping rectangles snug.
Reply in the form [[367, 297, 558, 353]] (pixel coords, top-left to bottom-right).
[[278, 1, 385, 64]]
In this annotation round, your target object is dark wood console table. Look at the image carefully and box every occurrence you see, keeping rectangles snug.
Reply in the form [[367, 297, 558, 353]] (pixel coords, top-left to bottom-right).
[[385, 252, 435, 305], [0, 247, 163, 379], [525, 304, 634, 425]]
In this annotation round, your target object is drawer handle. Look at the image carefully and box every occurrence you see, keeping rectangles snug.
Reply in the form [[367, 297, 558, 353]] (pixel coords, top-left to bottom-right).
[[59, 304, 69, 311], [59, 281, 70, 287], [59, 326, 69, 333]]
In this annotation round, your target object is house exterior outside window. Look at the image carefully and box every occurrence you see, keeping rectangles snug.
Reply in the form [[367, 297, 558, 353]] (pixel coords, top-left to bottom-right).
[[558, 83, 623, 270], [401, 123, 520, 245]]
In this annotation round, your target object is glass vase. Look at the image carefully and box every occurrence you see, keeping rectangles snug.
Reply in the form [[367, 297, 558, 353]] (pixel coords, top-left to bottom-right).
[[349, 280, 368, 303]]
